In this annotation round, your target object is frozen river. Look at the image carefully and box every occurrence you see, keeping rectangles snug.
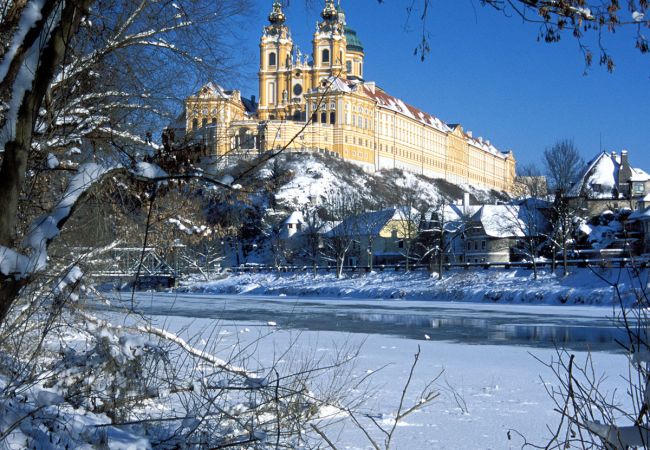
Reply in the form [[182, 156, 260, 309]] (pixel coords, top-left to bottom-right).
[[101, 292, 627, 351], [94, 293, 631, 449]]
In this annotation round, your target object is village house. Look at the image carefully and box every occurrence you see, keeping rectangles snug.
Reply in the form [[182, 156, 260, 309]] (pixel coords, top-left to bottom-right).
[[458, 204, 548, 264], [323, 207, 419, 267], [568, 150, 650, 216], [422, 195, 479, 264]]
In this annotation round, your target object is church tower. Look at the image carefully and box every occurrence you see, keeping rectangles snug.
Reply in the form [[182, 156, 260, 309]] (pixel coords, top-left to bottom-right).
[[259, 1, 293, 120], [312, 0, 347, 86]]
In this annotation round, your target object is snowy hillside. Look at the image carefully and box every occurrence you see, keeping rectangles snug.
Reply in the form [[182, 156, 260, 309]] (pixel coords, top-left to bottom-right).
[[241, 152, 507, 213]]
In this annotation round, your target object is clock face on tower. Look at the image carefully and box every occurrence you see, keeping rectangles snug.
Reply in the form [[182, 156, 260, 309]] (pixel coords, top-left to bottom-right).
[[293, 84, 303, 96]]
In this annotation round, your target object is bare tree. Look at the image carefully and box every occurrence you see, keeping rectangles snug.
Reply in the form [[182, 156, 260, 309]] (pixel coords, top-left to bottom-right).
[[0, 0, 252, 323], [300, 205, 326, 271], [544, 139, 585, 195], [539, 265, 650, 449], [517, 162, 549, 199], [395, 184, 428, 271], [543, 139, 585, 276], [501, 203, 550, 280], [351, 206, 389, 272], [419, 199, 449, 279], [321, 191, 362, 278]]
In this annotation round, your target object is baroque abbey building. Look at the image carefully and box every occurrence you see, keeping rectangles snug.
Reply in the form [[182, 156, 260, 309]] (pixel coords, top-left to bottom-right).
[[182, 0, 516, 192]]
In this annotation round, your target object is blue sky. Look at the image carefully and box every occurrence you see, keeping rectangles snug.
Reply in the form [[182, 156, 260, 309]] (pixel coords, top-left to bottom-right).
[[223, 0, 650, 172]]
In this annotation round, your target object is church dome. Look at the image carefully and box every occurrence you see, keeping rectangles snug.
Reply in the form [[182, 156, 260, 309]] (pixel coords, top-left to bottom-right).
[[345, 27, 363, 53]]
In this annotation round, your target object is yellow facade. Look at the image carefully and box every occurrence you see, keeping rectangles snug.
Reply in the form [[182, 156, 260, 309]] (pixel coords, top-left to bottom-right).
[[183, 0, 517, 192]]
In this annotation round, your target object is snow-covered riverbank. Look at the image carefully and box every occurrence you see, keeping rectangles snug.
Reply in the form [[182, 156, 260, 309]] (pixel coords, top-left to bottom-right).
[[177, 267, 649, 306]]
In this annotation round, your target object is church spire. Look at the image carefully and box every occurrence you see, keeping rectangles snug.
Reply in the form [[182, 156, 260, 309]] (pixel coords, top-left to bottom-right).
[[268, 0, 286, 25], [321, 0, 338, 21]]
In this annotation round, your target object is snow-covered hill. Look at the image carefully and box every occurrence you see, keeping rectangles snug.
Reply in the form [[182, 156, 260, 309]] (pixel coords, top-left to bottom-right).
[[236, 151, 508, 214]]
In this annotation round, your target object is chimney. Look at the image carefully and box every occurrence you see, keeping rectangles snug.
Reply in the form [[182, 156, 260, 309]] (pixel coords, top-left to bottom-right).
[[619, 149, 633, 189], [621, 149, 629, 166]]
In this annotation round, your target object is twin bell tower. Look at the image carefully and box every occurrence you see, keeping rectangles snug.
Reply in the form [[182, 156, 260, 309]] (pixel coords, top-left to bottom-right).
[[258, 0, 365, 121]]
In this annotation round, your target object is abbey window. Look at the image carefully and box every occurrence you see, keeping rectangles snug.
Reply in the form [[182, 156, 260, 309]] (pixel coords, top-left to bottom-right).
[[321, 48, 330, 64], [268, 52, 276, 67]]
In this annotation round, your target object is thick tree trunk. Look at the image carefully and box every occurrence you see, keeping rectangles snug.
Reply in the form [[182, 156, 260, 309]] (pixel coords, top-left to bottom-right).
[[0, 0, 92, 325]]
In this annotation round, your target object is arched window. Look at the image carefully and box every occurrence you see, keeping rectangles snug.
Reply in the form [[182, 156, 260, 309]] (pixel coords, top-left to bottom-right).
[[321, 48, 330, 64], [211, 118, 217, 125], [346, 61, 352, 73], [330, 112, 336, 125], [321, 112, 327, 123], [268, 52, 276, 67], [192, 118, 198, 129], [201, 118, 207, 127]]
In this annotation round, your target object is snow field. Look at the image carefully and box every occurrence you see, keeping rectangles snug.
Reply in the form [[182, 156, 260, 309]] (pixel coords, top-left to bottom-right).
[[140, 313, 630, 449]]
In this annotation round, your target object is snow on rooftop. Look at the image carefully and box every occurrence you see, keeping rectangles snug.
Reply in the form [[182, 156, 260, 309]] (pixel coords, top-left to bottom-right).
[[283, 211, 304, 225], [440, 204, 481, 223], [473, 205, 545, 238], [630, 167, 650, 182], [466, 136, 508, 159], [195, 81, 231, 99], [362, 85, 451, 134], [570, 151, 650, 198], [327, 76, 353, 93], [326, 207, 418, 238], [569, 152, 618, 198], [360, 84, 508, 158]]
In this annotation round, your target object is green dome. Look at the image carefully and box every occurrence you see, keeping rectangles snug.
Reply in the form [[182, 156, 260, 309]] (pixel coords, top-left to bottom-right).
[[345, 27, 364, 53]]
